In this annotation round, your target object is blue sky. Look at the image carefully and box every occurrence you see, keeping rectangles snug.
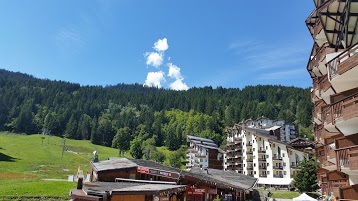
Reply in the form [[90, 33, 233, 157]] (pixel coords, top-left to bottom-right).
[[0, 0, 314, 90]]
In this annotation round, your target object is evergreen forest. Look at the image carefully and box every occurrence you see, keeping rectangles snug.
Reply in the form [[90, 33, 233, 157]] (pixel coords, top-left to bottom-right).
[[0, 69, 312, 152]]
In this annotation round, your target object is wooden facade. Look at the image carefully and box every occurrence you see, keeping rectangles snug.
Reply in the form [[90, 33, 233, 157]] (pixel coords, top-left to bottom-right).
[[306, 0, 358, 199]]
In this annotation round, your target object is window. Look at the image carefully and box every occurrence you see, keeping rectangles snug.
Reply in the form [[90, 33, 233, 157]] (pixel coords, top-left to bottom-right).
[[267, 171, 270, 175], [282, 153, 285, 157], [254, 171, 256, 174], [267, 163, 269, 166], [283, 162, 286, 166], [244, 164, 246, 167], [254, 163, 256, 167], [266, 155, 269, 158], [259, 137, 261, 141], [266, 146, 268, 150], [284, 171, 287, 175], [253, 148, 255, 151], [243, 142, 245, 145]]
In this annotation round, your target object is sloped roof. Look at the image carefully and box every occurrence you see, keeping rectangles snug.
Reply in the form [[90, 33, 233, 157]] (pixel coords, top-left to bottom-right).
[[92, 158, 182, 174], [91, 158, 256, 191], [265, 125, 281, 131], [83, 182, 187, 196], [185, 167, 257, 190], [187, 135, 214, 143]]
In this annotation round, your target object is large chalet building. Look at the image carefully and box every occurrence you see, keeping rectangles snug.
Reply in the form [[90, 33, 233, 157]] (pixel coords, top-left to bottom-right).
[[224, 119, 311, 189], [306, 0, 358, 199]]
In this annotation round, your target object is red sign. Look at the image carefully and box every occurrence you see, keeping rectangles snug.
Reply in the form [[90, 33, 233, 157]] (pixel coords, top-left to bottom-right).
[[187, 187, 205, 196], [137, 166, 149, 174], [137, 166, 179, 179]]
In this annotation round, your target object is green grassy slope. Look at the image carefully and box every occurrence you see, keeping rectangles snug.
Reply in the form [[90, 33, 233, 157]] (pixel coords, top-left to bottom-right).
[[0, 132, 120, 196]]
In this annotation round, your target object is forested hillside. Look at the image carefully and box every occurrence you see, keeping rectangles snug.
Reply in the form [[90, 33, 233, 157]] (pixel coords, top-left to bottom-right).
[[0, 69, 312, 151]]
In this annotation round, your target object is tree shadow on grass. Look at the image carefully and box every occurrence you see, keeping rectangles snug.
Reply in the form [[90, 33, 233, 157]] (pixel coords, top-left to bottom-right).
[[0, 152, 18, 162]]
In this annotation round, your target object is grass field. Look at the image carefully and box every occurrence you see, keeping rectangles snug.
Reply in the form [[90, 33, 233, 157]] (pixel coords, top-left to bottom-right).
[[257, 188, 300, 199], [0, 132, 120, 196]]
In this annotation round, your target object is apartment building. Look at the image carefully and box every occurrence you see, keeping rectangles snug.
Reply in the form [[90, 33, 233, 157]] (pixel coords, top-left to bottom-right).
[[306, 0, 358, 199], [224, 123, 309, 189], [186, 135, 224, 170], [243, 117, 299, 143]]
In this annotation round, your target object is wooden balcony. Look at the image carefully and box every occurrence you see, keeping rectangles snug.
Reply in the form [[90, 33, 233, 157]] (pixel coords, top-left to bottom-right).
[[321, 105, 339, 133], [318, 74, 334, 104], [313, 100, 325, 125], [331, 92, 358, 136], [336, 145, 358, 173], [317, 146, 337, 171], [246, 142, 252, 147], [313, 19, 327, 47], [311, 89, 320, 102], [328, 42, 358, 94], [246, 158, 253, 163], [314, 123, 340, 144], [308, 43, 335, 76], [247, 166, 253, 170], [246, 150, 253, 155]]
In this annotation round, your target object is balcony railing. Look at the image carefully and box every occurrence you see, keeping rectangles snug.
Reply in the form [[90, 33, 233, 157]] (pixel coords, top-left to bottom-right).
[[259, 166, 267, 170], [290, 163, 299, 169], [308, 43, 335, 71], [246, 150, 253, 155], [272, 156, 283, 161], [328, 42, 358, 81], [321, 105, 332, 125], [247, 166, 254, 170], [246, 158, 253, 162], [273, 166, 283, 170], [258, 148, 266, 154], [331, 92, 358, 125], [336, 145, 358, 171], [259, 174, 267, 178], [273, 174, 283, 178], [247, 143, 253, 147], [318, 74, 331, 96], [258, 158, 267, 162]]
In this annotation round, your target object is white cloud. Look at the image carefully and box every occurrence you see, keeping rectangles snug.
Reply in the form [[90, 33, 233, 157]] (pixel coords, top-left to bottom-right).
[[145, 52, 164, 67], [169, 79, 189, 91], [55, 26, 86, 54], [256, 69, 305, 80], [167, 63, 189, 91], [144, 71, 165, 88], [167, 63, 183, 80], [153, 38, 169, 52]]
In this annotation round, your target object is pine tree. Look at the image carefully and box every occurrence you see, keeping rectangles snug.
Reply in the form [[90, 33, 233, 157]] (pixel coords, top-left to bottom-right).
[[292, 158, 319, 192]]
